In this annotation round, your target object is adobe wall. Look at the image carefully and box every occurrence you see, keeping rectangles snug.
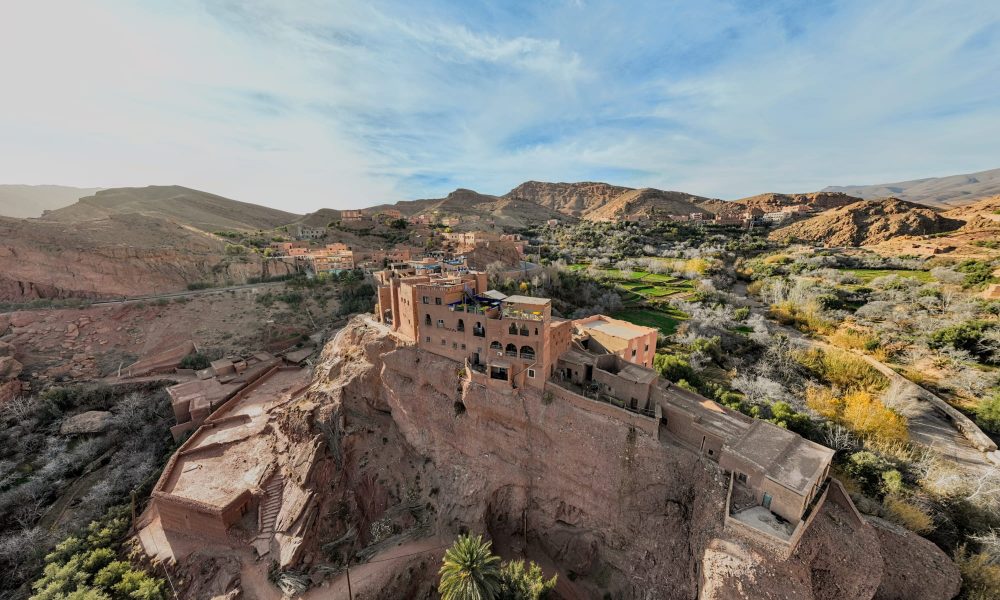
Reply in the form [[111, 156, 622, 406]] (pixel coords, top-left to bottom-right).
[[544, 382, 658, 439]]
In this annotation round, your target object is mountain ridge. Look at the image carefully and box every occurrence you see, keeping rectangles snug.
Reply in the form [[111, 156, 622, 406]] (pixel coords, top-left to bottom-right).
[[822, 167, 1000, 208]]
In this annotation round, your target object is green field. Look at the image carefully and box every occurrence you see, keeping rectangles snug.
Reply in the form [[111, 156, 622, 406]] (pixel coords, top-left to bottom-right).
[[565, 263, 694, 302], [612, 307, 687, 336], [840, 269, 933, 283]]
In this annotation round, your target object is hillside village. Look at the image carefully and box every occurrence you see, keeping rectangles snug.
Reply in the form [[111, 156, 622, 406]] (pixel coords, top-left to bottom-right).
[[0, 175, 998, 599]]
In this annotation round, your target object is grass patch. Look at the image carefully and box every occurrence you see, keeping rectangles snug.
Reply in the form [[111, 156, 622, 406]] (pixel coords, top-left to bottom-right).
[[612, 307, 687, 336]]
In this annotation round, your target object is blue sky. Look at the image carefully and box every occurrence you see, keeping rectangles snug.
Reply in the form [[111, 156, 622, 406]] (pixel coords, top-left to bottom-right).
[[1, 0, 998, 211]]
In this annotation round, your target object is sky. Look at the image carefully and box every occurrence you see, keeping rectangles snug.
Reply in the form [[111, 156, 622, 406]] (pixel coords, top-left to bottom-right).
[[1, 0, 998, 212]]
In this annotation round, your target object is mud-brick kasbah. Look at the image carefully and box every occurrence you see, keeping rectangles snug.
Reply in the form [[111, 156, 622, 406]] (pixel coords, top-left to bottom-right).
[[137, 267, 868, 576]]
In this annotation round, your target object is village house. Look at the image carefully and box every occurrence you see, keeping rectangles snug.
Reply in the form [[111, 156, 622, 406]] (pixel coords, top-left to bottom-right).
[[573, 315, 658, 369], [340, 209, 366, 222]]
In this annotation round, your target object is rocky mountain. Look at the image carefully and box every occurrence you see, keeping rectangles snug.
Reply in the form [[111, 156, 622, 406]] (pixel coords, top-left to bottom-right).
[[372, 188, 574, 229], [770, 198, 965, 246], [734, 192, 862, 214], [504, 181, 634, 217], [0, 184, 103, 219], [823, 167, 1000, 209], [584, 187, 715, 221], [0, 213, 295, 301], [944, 194, 1000, 232], [43, 185, 301, 232]]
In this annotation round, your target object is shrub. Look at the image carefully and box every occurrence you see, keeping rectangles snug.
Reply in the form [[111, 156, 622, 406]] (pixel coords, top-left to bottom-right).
[[955, 546, 1000, 600], [179, 353, 210, 370], [653, 354, 695, 382], [929, 321, 998, 365], [975, 393, 1000, 434], [796, 348, 889, 393], [807, 388, 908, 445], [844, 451, 895, 497], [883, 495, 934, 534]]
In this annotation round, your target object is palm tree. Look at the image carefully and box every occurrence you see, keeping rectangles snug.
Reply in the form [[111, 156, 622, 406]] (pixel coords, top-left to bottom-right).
[[438, 534, 502, 600]]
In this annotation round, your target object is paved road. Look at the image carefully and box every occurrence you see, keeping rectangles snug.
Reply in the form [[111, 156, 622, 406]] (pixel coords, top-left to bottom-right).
[[732, 282, 997, 477]]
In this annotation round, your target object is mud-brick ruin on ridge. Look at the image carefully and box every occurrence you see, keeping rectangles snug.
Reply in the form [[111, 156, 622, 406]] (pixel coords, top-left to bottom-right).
[[376, 269, 857, 553]]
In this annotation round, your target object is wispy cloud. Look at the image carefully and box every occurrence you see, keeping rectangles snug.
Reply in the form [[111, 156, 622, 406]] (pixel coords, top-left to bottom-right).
[[0, 0, 998, 210]]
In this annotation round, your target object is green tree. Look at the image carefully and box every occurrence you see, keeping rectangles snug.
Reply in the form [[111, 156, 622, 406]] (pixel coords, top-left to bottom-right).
[[498, 560, 557, 600], [439, 534, 502, 600], [975, 393, 1000, 434]]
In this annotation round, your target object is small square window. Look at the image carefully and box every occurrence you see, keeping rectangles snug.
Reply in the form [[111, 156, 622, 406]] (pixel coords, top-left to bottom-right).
[[435, 297, 442, 305], [527, 369, 535, 378], [452, 342, 457, 349], [461, 344, 466, 350], [425, 336, 431, 342], [631, 349, 637, 356], [441, 339, 446, 345], [422, 296, 429, 304]]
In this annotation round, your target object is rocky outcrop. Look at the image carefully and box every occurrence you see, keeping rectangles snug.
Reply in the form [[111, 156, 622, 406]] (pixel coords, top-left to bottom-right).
[[59, 410, 113, 435], [238, 317, 959, 599], [770, 198, 965, 247]]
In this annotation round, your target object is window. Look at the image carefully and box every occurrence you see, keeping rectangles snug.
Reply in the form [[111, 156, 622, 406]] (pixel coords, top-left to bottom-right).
[[452, 342, 457, 349], [527, 368, 535, 378], [424, 314, 432, 326], [490, 341, 502, 351], [437, 319, 444, 328], [534, 327, 538, 335], [631, 349, 637, 357], [473, 322, 485, 337], [644, 344, 649, 352], [425, 336, 431, 342], [519, 326, 529, 336], [422, 296, 429, 304], [441, 339, 446, 345], [505, 343, 518, 357], [508, 323, 518, 335], [461, 344, 466, 350], [435, 297, 442, 305], [737, 472, 747, 484], [457, 319, 465, 332], [519, 345, 535, 360]]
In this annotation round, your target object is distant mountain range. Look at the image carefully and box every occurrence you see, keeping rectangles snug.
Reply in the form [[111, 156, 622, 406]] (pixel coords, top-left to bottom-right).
[[0, 185, 103, 218], [822, 167, 1000, 209]]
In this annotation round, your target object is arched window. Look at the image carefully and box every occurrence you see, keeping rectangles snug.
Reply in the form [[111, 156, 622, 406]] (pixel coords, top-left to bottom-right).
[[424, 314, 432, 326], [519, 345, 535, 360], [534, 327, 539, 335], [508, 323, 518, 335], [490, 341, 502, 351], [473, 322, 485, 337], [457, 319, 465, 332], [519, 326, 529, 336], [505, 343, 518, 357]]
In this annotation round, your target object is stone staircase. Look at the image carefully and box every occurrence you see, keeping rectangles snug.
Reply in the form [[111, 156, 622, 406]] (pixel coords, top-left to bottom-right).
[[252, 473, 284, 557]]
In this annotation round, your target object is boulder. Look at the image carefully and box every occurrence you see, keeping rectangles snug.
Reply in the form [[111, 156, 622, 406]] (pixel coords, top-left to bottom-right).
[[59, 410, 113, 435], [0, 355, 22, 379]]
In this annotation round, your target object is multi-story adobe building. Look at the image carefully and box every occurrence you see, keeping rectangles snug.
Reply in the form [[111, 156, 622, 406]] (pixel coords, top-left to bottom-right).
[[374, 270, 841, 546], [340, 209, 366, 222]]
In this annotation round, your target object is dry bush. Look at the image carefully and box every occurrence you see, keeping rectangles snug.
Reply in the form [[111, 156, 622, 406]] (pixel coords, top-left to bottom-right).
[[806, 387, 908, 444], [955, 546, 1000, 600], [883, 495, 934, 534], [797, 348, 889, 393], [769, 301, 835, 334], [829, 326, 879, 352]]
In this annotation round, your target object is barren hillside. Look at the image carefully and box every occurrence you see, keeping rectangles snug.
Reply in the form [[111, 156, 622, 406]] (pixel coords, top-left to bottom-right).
[[0, 214, 295, 301], [770, 198, 965, 246], [43, 185, 301, 232], [823, 167, 1000, 209], [585, 187, 715, 221], [0, 184, 103, 219], [504, 181, 634, 217]]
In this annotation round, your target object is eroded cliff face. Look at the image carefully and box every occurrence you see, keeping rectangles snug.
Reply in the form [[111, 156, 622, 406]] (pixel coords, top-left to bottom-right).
[[254, 317, 960, 599]]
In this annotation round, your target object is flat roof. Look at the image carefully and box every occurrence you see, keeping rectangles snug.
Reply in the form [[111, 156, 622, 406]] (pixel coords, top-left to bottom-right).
[[616, 363, 658, 385], [727, 421, 834, 494], [503, 295, 550, 306], [579, 316, 656, 340], [482, 290, 508, 300]]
